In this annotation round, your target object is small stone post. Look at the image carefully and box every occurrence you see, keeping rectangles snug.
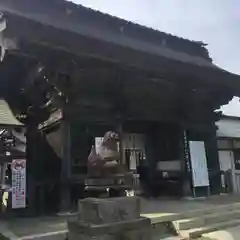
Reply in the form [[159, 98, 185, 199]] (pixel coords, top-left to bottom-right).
[[68, 197, 151, 240]]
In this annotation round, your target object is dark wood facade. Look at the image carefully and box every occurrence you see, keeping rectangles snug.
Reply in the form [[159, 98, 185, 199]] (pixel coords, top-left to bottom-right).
[[0, 0, 240, 215]]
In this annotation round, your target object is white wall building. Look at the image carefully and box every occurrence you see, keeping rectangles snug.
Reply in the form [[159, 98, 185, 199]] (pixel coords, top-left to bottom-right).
[[216, 116, 240, 194]]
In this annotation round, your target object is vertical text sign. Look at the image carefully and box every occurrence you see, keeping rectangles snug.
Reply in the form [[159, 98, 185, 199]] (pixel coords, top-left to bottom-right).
[[12, 159, 26, 209]]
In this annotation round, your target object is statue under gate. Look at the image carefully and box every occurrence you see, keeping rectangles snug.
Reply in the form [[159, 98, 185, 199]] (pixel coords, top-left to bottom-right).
[[85, 131, 134, 197]]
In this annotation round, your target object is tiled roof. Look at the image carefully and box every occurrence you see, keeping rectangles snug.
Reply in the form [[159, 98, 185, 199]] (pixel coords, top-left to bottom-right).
[[0, 0, 211, 61], [0, 99, 23, 126], [1, 0, 239, 84], [64, 0, 211, 60]]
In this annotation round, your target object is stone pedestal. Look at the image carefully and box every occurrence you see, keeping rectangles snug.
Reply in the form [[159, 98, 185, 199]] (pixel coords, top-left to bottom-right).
[[68, 197, 151, 240]]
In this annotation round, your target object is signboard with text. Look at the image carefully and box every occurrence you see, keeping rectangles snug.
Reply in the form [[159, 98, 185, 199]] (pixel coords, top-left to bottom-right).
[[189, 141, 209, 187], [12, 159, 26, 209]]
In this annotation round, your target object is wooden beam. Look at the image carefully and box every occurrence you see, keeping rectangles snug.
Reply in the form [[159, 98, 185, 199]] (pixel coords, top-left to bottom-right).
[[4, 12, 240, 91]]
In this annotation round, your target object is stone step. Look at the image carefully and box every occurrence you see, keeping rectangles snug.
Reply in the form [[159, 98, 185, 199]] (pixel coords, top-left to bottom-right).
[[174, 209, 240, 230], [179, 219, 240, 239], [142, 202, 240, 224], [160, 237, 187, 240], [151, 223, 177, 240]]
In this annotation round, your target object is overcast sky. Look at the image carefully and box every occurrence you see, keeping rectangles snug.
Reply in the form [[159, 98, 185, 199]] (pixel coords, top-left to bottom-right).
[[72, 0, 240, 116]]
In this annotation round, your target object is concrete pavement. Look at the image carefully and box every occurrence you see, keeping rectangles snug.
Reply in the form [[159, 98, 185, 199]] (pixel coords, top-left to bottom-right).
[[0, 217, 68, 240], [202, 226, 240, 240], [1, 195, 240, 239]]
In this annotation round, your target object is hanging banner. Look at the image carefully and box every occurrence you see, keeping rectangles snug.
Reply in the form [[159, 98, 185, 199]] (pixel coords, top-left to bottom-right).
[[12, 159, 26, 209], [189, 141, 209, 187]]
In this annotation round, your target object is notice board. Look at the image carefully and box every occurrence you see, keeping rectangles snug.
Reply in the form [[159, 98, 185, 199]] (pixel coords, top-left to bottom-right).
[[189, 141, 209, 187]]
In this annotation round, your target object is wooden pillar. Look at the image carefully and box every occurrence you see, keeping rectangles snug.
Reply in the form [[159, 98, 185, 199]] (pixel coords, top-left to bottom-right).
[[25, 124, 38, 216], [59, 120, 72, 212], [205, 125, 221, 195], [145, 127, 157, 197], [180, 126, 193, 198], [113, 71, 126, 166]]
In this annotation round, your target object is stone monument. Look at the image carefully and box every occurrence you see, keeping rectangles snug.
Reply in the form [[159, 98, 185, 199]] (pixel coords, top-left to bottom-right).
[[68, 197, 151, 240]]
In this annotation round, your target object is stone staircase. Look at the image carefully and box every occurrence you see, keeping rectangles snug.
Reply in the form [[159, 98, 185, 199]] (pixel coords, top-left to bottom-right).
[[143, 202, 240, 239]]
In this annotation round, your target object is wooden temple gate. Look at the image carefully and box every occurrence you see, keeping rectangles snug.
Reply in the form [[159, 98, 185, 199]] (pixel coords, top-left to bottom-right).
[[0, 0, 240, 216]]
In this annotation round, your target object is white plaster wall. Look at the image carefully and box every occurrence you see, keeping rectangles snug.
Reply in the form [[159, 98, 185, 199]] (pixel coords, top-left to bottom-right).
[[216, 119, 240, 138]]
